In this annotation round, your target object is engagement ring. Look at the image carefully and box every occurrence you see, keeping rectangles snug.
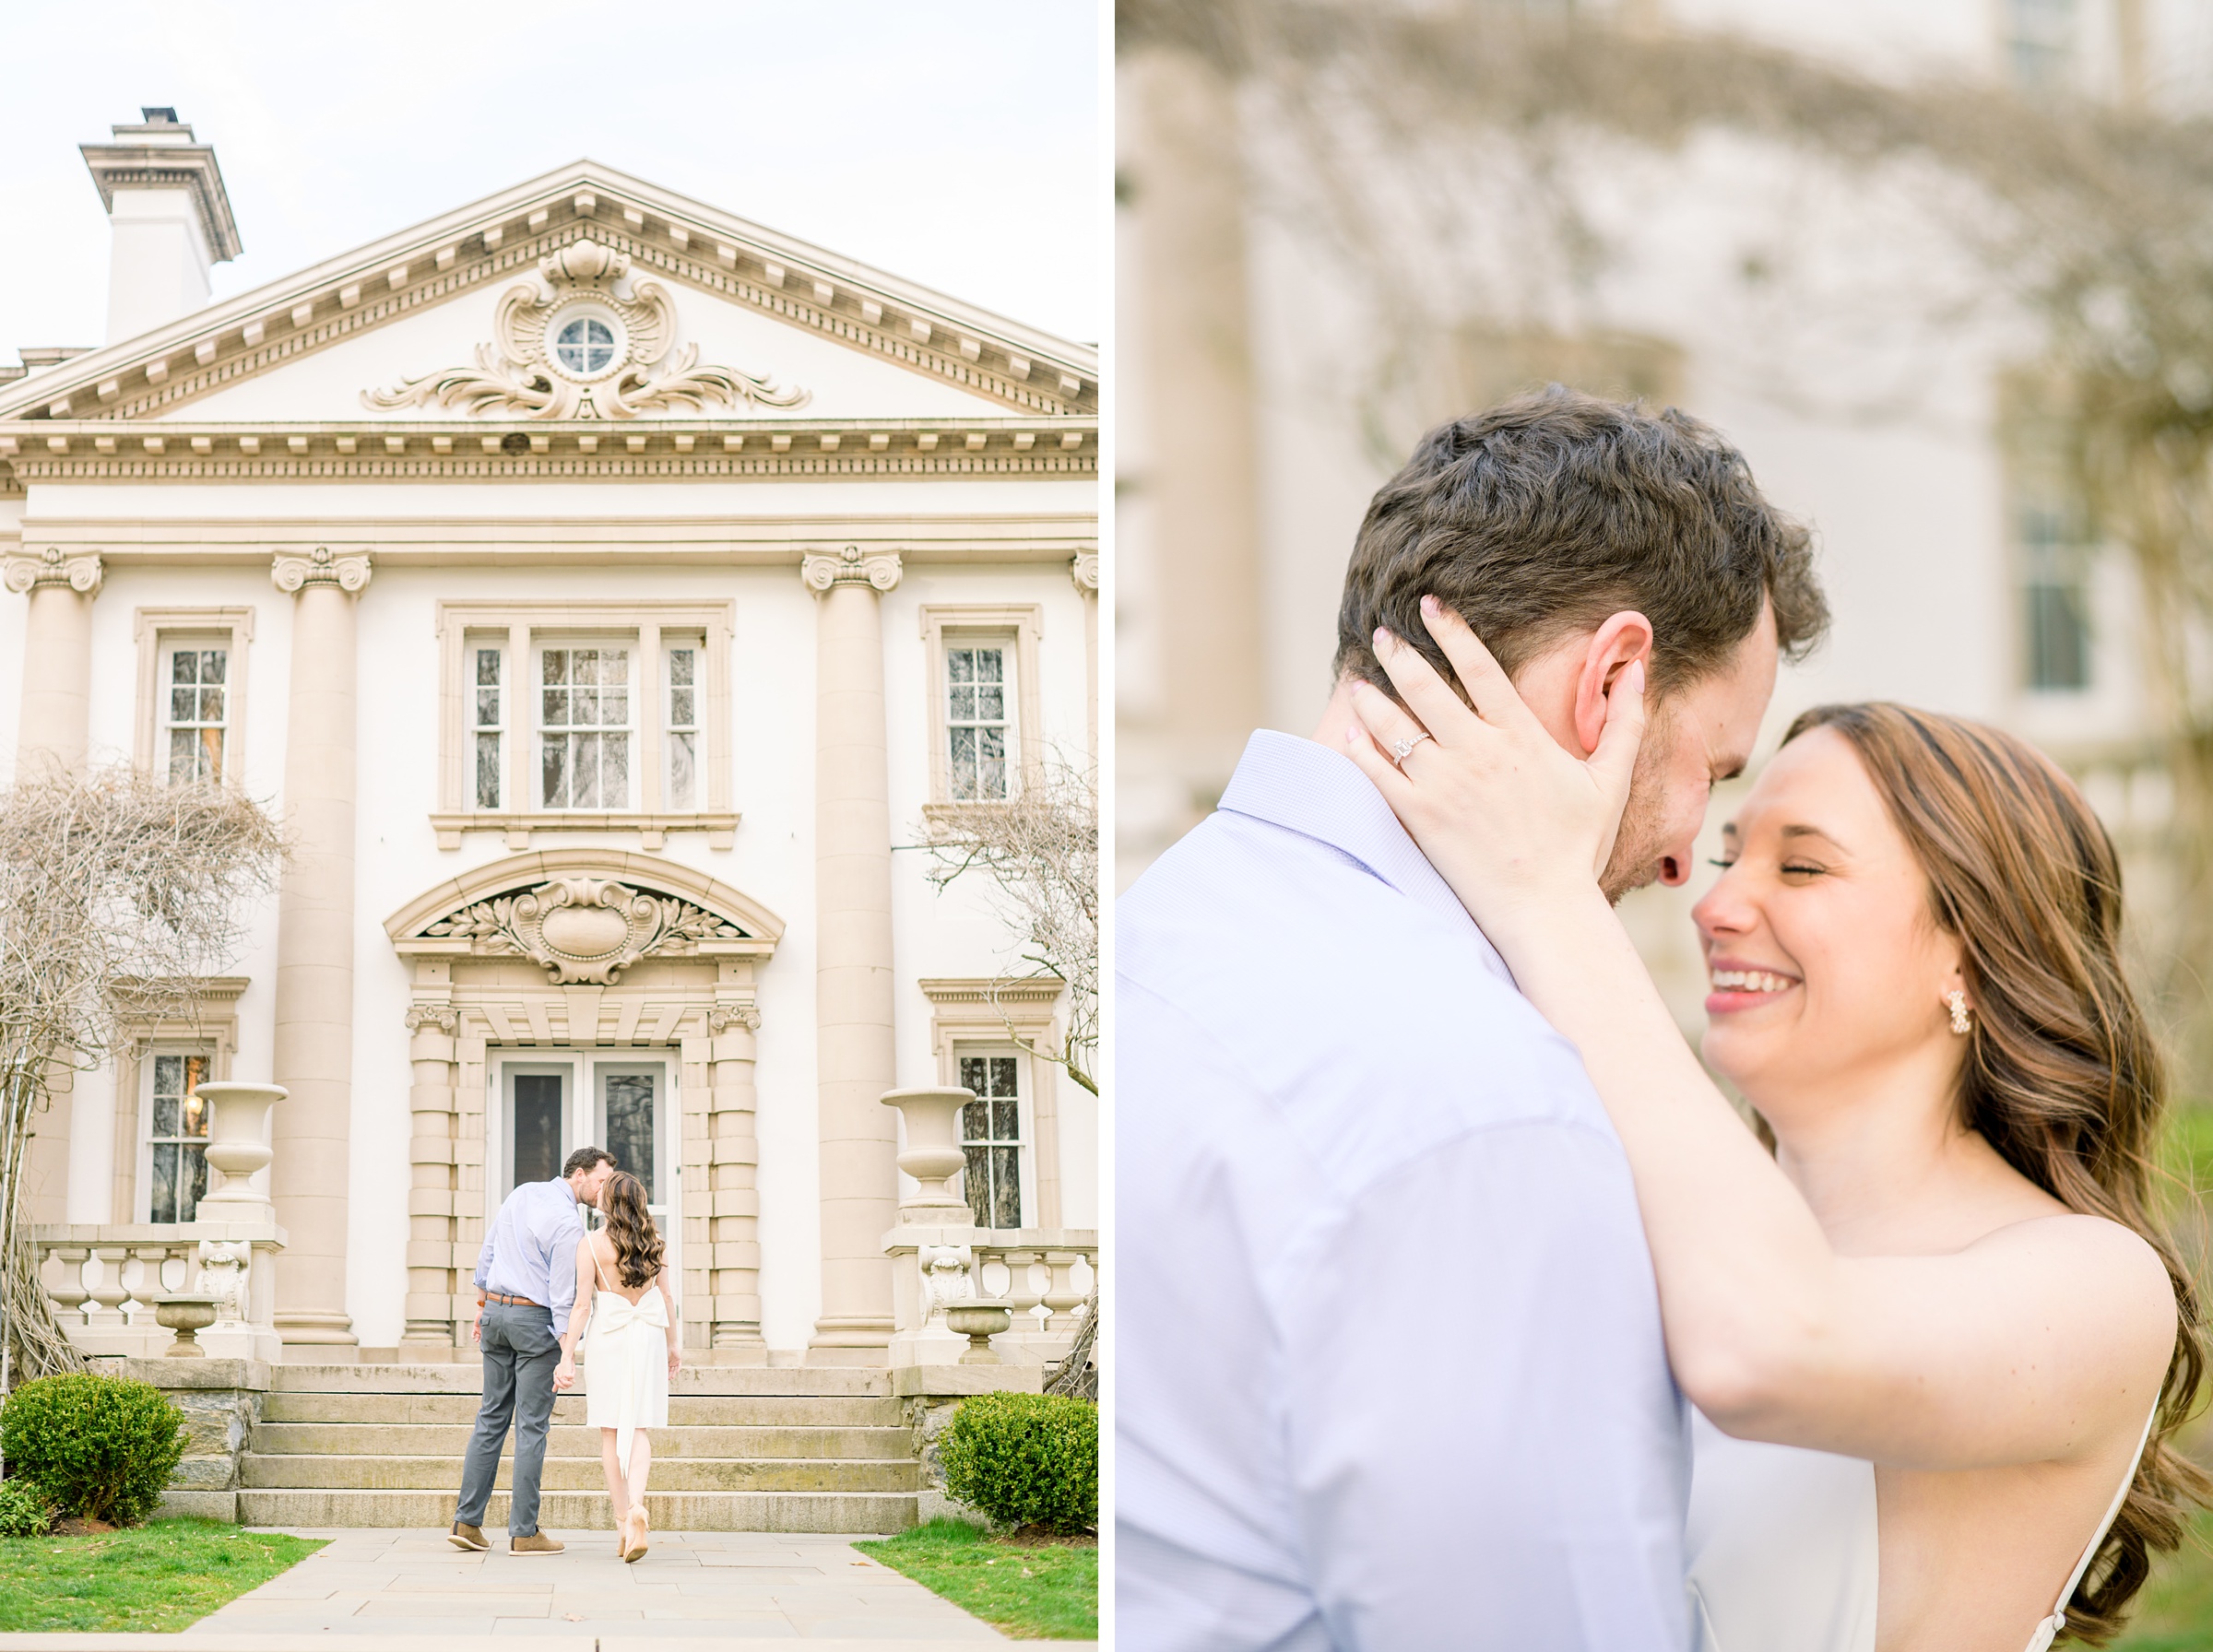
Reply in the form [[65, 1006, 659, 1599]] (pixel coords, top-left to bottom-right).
[[1390, 732, 1433, 763]]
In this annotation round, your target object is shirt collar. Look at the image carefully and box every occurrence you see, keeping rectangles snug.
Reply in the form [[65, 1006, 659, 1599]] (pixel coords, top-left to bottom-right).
[[1217, 730, 1512, 983]]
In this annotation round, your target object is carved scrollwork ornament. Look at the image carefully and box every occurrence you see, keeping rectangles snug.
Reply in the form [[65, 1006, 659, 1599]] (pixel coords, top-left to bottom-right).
[[424, 874, 748, 985], [1071, 552, 1099, 594], [709, 1003, 763, 1034], [4, 547, 103, 596], [363, 236, 809, 419], [272, 546, 373, 594], [404, 1003, 460, 1034], [799, 545, 903, 594]]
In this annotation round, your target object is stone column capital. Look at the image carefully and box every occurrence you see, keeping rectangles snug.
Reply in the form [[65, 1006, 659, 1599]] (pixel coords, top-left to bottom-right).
[[272, 546, 373, 595], [800, 546, 902, 595], [1071, 552, 1099, 594], [4, 547, 103, 596], [709, 1002, 763, 1033]]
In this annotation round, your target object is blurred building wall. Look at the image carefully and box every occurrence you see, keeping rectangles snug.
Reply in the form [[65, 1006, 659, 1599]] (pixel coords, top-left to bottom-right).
[[1117, 0, 2208, 1038]]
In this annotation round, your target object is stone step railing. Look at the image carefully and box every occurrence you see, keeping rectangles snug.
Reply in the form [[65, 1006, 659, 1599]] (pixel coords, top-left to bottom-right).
[[31, 1219, 286, 1363]]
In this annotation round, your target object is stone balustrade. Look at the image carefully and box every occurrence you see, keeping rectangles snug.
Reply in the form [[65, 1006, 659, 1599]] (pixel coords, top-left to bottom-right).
[[31, 1220, 286, 1363]]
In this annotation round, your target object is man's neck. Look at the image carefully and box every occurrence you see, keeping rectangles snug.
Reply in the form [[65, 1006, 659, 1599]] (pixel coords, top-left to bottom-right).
[[1308, 676, 1369, 751]]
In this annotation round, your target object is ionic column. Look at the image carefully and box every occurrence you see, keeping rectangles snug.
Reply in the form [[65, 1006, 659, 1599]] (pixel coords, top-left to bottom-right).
[[268, 546, 371, 1352], [400, 999, 461, 1350], [1072, 552, 1099, 760], [707, 998, 765, 1356], [800, 547, 902, 1363], [5, 549, 103, 1227]]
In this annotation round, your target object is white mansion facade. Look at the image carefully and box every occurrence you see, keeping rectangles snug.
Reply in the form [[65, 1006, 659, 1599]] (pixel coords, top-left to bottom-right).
[[0, 113, 1098, 1364]]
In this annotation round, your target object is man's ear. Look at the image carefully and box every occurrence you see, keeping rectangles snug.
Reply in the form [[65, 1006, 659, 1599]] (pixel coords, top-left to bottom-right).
[[1573, 612, 1656, 757]]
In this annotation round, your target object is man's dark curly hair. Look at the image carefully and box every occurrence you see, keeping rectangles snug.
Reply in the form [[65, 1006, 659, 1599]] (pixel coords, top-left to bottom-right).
[[1336, 386, 1828, 696]]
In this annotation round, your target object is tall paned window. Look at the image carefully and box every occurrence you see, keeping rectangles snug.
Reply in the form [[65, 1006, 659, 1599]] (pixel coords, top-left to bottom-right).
[[666, 645, 699, 811], [473, 646, 503, 809], [947, 644, 1010, 802], [148, 1052, 210, 1222], [958, 1055, 1024, 1229], [2021, 504, 2091, 692], [164, 647, 228, 784], [2006, 0, 2075, 88], [540, 646, 631, 808]]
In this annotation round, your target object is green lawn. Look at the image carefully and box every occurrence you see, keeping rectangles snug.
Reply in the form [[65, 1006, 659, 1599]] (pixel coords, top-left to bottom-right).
[[0, 1518, 325, 1633], [857, 1518, 1096, 1640]]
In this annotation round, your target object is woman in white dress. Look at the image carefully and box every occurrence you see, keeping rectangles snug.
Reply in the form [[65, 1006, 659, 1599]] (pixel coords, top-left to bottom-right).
[[558, 1170, 678, 1563], [1345, 601, 2208, 1649]]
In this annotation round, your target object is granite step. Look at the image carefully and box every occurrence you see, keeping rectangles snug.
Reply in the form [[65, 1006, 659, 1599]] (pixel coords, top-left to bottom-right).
[[249, 1421, 915, 1459], [259, 1390, 907, 1427], [269, 1363, 891, 1397], [235, 1486, 917, 1533], [240, 1451, 920, 1493]]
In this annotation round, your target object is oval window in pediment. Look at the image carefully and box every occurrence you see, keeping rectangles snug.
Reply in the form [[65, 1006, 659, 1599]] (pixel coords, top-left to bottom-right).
[[554, 315, 616, 375]]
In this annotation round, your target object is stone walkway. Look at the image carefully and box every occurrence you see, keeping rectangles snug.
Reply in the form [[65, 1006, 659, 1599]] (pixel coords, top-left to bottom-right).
[[0, 1527, 1094, 1651]]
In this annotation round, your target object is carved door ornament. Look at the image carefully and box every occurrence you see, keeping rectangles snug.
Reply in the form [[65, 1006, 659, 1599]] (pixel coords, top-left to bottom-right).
[[423, 874, 747, 984], [364, 237, 809, 419]]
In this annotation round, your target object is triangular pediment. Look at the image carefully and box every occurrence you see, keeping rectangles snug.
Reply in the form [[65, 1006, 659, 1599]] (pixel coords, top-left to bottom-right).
[[0, 159, 1095, 427]]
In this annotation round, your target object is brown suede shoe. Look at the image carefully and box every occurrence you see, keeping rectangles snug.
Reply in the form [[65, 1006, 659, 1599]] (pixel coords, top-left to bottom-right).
[[510, 1530, 565, 1554], [447, 1522, 489, 1552]]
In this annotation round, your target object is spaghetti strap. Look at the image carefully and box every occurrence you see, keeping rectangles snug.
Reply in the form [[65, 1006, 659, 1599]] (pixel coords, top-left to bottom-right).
[[2024, 1401, 2160, 1652], [589, 1233, 617, 1296]]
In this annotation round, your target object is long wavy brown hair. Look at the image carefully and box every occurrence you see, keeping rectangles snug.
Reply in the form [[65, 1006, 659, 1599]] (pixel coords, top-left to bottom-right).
[[599, 1171, 664, 1292], [1783, 702, 2210, 1642]]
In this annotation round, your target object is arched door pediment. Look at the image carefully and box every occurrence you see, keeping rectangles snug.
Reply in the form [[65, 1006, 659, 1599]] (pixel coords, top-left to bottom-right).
[[386, 849, 783, 985]]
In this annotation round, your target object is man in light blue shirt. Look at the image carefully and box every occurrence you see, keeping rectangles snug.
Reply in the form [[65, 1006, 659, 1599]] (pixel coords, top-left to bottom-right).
[[1118, 391, 1830, 1647], [450, 1145, 617, 1554]]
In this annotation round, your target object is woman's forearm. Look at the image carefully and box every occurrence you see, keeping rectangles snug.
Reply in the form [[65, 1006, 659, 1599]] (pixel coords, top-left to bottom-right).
[[1497, 887, 1841, 1425]]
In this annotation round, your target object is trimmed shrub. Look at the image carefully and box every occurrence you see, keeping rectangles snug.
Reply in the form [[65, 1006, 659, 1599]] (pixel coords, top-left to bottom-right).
[[0, 1478, 51, 1538], [2, 1374, 186, 1527], [937, 1390, 1096, 1535]]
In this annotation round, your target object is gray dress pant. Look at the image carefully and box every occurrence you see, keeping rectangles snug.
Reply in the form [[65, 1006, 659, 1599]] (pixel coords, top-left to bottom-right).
[[455, 1302, 561, 1536]]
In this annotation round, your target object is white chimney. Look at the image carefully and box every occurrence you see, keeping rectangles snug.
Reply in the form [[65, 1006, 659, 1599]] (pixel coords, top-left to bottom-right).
[[80, 108, 243, 346]]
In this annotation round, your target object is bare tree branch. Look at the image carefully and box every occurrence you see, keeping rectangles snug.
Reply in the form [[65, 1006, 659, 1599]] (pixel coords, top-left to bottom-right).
[[0, 768, 282, 1380], [925, 753, 1099, 1096]]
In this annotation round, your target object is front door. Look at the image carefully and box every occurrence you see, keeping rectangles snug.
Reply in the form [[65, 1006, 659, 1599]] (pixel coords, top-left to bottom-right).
[[491, 1050, 677, 1283]]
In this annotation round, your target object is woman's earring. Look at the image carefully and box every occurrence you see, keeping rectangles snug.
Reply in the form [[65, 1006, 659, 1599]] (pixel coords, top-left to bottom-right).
[[1947, 990, 1972, 1036]]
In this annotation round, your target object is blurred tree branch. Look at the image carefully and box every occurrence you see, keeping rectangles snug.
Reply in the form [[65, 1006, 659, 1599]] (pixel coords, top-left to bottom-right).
[[1120, 0, 2213, 1072]]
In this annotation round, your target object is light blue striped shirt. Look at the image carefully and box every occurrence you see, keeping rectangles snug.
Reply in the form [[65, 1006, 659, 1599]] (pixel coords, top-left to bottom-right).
[[473, 1176, 585, 1335], [1118, 730, 1690, 1650]]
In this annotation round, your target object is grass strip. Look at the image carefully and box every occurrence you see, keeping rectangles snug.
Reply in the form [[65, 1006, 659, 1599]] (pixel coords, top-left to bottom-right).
[[0, 1517, 325, 1633], [857, 1516, 1096, 1640]]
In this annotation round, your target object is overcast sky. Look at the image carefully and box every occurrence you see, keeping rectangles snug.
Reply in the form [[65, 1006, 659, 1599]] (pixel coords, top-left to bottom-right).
[[0, 2, 1100, 364]]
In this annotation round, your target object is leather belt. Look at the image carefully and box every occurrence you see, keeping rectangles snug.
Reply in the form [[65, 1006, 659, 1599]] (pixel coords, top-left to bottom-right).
[[484, 1292, 541, 1308]]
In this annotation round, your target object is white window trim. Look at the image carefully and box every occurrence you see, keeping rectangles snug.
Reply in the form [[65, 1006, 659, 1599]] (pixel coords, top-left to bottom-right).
[[433, 600, 737, 851], [111, 980, 245, 1226], [534, 635, 640, 813], [953, 1046, 1035, 1230], [134, 608, 254, 786], [137, 1044, 218, 1225], [919, 975, 1066, 1228], [918, 604, 1044, 815]]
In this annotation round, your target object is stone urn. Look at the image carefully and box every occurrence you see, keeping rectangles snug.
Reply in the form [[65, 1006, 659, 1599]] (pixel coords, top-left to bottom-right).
[[153, 1294, 220, 1358], [190, 1082, 285, 1214], [944, 1300, 1012, 1364], [880, 1088, 976, 1221]]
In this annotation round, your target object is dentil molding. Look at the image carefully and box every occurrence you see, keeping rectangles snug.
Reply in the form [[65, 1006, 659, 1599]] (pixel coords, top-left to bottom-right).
[[4, 547, 103, 596], [271, 546, 373, 594], [799, 545, 903, 594], [364, 237, 808, 420]]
